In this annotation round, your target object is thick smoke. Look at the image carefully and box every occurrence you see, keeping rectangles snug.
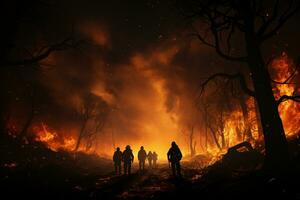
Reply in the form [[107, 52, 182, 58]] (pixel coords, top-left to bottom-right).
[[29, 19, 221, 157]]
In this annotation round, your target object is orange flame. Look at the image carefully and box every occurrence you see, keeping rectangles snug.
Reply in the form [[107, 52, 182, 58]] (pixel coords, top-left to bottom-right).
[[204, 53, 300, 157], [272, 52, 300, 136], [33, 123, 76, 152]]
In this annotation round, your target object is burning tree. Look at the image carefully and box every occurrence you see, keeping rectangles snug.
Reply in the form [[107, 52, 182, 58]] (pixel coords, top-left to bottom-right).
[[198, 81, 250, 152], [176, 0, 300, 169], [74, 93, 109, 151], [181, 123, 197, 157]]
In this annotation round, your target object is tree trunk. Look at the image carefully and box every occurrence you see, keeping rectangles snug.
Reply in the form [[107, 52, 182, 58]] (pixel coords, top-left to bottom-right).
[[205, 121, 208, 152], [239, 95, 252, 141], [203, 105, 222, 151], [254, 100, 263, 140], [249, 56, 289, 169], [208, 125, 222, 150], [243, 10, 289, 169], [219, 111, 226, 149], [74, 119, 87, 151], [189, 126, 196, 157]]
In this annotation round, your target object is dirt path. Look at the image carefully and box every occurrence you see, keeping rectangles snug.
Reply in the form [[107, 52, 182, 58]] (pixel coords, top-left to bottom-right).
[[88, 164, 200, 199]]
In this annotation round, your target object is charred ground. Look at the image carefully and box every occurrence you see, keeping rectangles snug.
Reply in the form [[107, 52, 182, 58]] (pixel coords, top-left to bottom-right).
[[2, 134, 300, 199]]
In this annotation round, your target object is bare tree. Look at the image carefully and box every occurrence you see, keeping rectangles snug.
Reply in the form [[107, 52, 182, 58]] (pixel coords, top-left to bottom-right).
[[85, 105, 109, 152], [238, 94, 253, 141], [208, 106, 227, 149], [74, 93, 109, 151], [75, 94, 98, 151], [177, 0, 300, 169], [186, 124, 197, 157], [199, 101, 222, 150]]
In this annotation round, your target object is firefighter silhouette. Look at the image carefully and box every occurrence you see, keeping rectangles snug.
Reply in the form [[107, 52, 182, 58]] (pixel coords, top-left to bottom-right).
[[167, 141, 182, 177], [122, 145, 134, 175], [147, 151, 153, 168], [152, 151, 158, 168], [138, 146, 147, 171], [113, 147, 123, 175]]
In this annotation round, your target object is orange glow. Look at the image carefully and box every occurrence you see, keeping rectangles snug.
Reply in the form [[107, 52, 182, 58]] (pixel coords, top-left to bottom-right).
[[272, 52, 300, 136], [205, 109, 257, 157], [206, 53, 299, 157], [6, 29, 299, 166], [25, 44, 184, 160], [33, 123, 76, 152], [80, 22, 110, 47], [6, 119, 19, 138]]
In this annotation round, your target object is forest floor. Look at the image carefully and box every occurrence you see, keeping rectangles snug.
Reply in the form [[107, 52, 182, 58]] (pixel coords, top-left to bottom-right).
[[1, 134, 300, 199]]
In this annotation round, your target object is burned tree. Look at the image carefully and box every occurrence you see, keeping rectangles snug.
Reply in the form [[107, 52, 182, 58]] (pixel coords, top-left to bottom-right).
[[199, 101, 222, 151], [189, 125, 197, 157], [177, 0, 300, 169], [74, 93, 109, 151], [238, 94, 253, 141], [181, 124, 197, 157], [182, 123, 197, 157], [197, 77, 245, 151], [85, 102, 109, 152]]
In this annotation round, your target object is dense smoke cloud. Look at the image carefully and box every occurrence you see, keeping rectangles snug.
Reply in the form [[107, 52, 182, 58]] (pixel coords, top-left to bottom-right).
[[36, 19, 219, 156]]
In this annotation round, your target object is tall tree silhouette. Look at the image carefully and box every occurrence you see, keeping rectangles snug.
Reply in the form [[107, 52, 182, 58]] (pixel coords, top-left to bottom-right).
[[176, 0, 300, 169]]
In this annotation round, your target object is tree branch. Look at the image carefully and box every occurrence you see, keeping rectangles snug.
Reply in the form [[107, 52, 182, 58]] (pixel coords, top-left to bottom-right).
[[277, 94, 300, 106], [208, 14, 247, 62], [183, 1, 247, 62], [5, 37, 81, 66], [198, 72, 256, 98], [256, 0, 279, 36], [259, 1, 300, 42]]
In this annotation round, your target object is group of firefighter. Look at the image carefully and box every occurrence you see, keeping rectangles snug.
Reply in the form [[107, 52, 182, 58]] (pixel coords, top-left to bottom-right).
[[113, 141, 182, 177]]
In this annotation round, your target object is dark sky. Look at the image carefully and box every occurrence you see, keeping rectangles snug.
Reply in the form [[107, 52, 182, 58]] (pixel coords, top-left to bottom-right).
[[6, 0, 300, 63], [10, 0, 184, 61]]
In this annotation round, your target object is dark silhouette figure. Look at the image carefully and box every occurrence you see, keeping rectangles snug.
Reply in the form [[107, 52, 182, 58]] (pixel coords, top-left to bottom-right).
[[167, 141, 182, 177], [122, 145, 134, 175], [152, 151, 158, 168], [113, 147, 123, 175], [138, 146, 147, 171], [147, 151, 153, 168]]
